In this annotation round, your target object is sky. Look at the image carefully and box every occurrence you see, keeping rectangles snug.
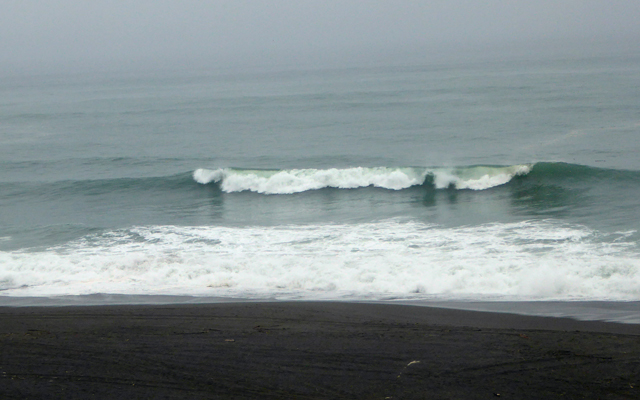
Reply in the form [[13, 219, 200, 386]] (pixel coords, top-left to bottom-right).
[[2, 1, 639, 74]]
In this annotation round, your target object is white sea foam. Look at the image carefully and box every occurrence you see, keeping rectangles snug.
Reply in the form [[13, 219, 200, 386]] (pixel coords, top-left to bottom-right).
[[435, 164, 532, 190], [192, 165, 532, 194], [1, 220, 638, 300]]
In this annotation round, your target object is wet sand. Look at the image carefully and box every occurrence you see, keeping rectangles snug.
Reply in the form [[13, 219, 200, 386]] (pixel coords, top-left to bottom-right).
[[1, 302, 639, 399]]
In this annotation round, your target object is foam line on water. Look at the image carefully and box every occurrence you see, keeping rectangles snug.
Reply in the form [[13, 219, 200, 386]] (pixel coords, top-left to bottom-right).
[[1, 220, 638, 300]]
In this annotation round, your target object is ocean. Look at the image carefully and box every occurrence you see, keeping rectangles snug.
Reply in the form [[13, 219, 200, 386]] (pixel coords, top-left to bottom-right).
[[1, 54, 639, 321]]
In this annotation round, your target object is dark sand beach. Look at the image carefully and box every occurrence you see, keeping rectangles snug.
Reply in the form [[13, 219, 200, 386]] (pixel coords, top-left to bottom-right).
[[1, 302, 639, 399]]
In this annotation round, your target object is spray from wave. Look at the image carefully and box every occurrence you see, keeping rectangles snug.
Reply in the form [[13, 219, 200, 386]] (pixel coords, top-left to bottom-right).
[[193, 165, 533, 194]]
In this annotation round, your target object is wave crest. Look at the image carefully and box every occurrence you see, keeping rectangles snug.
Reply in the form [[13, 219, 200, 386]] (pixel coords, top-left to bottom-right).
[[193, 165, 533, 194]]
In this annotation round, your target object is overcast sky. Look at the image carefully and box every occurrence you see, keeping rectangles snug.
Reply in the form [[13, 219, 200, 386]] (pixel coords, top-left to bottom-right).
[[2, 1, 639, 74]]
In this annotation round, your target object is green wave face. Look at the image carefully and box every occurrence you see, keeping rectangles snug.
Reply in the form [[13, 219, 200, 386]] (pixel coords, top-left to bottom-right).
[[3, 162, 640, 200], [194, 163, 640, 194]]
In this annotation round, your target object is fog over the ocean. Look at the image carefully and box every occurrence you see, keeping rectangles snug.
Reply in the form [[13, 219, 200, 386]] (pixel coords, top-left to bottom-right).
[[2, 1, 640, 74]]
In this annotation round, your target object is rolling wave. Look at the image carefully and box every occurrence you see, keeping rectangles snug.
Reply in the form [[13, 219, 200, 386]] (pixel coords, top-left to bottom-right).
[[2, 163, 640, 199], [193, 164, 533, 194]]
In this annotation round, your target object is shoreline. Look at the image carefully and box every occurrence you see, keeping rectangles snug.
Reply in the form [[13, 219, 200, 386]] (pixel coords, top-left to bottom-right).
[[1, 302, 638, 398], [2, 294, 639, 325]]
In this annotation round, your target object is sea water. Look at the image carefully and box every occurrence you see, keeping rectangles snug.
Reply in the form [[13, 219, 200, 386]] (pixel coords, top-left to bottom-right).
[[1, 55, 639, 321]]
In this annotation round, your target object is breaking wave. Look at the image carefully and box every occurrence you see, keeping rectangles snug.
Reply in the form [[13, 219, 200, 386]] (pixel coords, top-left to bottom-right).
[[4, 162, 640, 201], [193, 164, 533, 194]]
